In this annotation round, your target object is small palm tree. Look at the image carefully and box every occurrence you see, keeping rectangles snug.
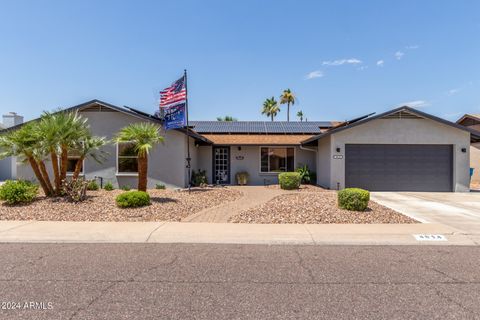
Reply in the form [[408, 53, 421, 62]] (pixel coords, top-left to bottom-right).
[[116, 123, 164, 192], [216, 116, 238, 121], [0, 123, 52, 196], [280, 89, 296, 122], [71, 135, 108, 180], [262, 97, 280, 121], [297, 111, 304, 122]]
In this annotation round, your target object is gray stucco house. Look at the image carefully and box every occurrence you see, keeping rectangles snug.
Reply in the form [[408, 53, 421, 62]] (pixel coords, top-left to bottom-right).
[[2, 99, 479, 192]]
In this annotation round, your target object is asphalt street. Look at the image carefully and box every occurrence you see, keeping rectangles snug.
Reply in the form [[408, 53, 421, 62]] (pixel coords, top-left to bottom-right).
[[0, 244, 479, 319]]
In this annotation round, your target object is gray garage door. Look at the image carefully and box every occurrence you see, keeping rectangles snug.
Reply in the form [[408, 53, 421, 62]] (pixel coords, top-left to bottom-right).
[[345, 144, 453, 192]]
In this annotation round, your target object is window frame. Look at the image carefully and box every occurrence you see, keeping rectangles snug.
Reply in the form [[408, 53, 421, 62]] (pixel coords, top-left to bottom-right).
[[66, 143, 85, 176], [258, 146, 296, 174], [116, 142, 139, 176]]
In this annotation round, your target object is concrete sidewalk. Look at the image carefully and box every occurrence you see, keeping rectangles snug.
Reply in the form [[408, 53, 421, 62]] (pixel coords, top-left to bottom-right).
[[0, 220, 478, 245]]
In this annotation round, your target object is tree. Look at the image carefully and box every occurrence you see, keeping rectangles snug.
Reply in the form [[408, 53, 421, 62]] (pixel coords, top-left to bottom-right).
[[261, 97, 280, 121], [216, 116, 238, 121], [280, 89, 296, 122], [297, 111, 304, 122], [0, 123, 52, 196], [38, 111, 90, 194], [116, 123, 164, 192], [71, 135, 108, 180]]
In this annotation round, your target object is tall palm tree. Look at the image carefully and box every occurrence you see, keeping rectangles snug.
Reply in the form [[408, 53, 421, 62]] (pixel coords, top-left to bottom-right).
[[297, 110, 304, 122], [116, 123, 164, 192], [261, 97, 280, 121], [0, 123, 52, 196], [71, 135, 108, 180], [216, 116, 238, 121], [280, 89, 296, 122]]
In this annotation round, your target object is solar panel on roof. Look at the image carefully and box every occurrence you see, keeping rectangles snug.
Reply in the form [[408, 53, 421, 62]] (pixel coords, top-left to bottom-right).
[[190, 121, 333, 134]]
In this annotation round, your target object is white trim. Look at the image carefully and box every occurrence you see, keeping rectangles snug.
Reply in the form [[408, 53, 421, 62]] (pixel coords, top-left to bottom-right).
[[116, 142, 139, 175], [258, 146, 296, 174]]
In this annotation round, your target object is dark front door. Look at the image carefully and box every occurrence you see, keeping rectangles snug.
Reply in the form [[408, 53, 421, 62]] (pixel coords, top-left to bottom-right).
[[213, 146, 230, 184], [345, 144, 453, 192]]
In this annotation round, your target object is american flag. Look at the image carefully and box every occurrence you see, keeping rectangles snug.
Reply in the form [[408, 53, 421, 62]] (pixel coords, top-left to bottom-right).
[[160, 75, 187, 107]]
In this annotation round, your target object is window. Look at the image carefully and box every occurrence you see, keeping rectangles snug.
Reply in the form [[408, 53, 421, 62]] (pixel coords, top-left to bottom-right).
[[260, 147, 294, 173], [117, 142, 138, 174], [66, 150, 84, 175]]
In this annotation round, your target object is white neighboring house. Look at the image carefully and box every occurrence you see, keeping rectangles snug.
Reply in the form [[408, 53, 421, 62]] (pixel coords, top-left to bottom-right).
[[0, 112, 24, 181]]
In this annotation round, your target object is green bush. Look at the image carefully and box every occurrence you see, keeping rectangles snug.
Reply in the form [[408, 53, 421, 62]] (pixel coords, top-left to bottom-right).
[[278, 172, 301, 190], [104, 182, 114, 191], [338, 188, 370, 211], [86, 180, 99, 191], [0, 180, 38, 205], [121, 185, 131, 191], [116, 191, 151, 208], [191, 169, 208, 186], [155, 183, 166, 190]]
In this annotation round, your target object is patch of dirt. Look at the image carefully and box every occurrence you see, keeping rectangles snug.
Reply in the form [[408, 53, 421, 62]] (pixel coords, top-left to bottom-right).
[[0, 187, 242, 222], [229, 191, 418, 224]]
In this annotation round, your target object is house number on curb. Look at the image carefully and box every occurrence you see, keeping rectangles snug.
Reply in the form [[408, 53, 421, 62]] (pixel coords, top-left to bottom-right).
[[413, 234, 447, 241]]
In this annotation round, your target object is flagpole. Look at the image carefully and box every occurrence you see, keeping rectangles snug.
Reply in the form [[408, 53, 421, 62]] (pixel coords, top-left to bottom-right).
[[184, 69, 191, 193]]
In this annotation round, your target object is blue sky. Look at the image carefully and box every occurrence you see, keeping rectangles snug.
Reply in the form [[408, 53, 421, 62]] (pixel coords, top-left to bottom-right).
[[0, 0, 479, 122]]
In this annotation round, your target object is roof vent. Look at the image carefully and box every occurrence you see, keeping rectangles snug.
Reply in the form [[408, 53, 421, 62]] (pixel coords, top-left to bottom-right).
[[381, 110, 423, 120]]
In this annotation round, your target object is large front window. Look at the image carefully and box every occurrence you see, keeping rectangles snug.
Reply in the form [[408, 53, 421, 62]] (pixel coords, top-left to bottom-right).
[[260, 147, 294, 173], [117, 142, 138, 174]]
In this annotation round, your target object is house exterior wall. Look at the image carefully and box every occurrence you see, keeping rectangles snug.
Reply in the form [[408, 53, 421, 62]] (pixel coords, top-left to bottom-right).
[[227, 145, 316, 185], [316, 135, 331, 188], [197, 145, 212, 184], [323, 118, 471, 192], [16, 110, 190, 189], [0, 157, 12, 180]]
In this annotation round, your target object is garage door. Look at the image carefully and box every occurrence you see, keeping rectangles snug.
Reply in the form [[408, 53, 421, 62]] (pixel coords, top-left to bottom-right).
[[345, 144, 453, 192]]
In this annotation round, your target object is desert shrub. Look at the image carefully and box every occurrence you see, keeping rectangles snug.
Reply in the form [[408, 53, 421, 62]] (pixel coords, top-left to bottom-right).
[[116, 191, 150, 208], [86, 180, 99, 191], [0, 180, 38, 205], [338, 188, 370, 211], [191, 169, 208, 187], [278, 172, 301, 190], [62, 179, 88, 202], [104, 182, 114, 191], [296, 165, 312, 184], [121, 184, 131, 191], [235, 171, 249, 185], [155, 183, 166, 190]]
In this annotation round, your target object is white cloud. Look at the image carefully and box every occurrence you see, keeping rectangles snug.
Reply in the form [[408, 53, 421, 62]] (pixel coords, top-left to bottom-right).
[[376, 60, 384, 67], [394, 51, 405, 60], [305, 70, 324, 79], [447, 88, 460, 96], [322, 58, 362, 66], [398, 100, 430, 108], [405, 45, 419, 49]]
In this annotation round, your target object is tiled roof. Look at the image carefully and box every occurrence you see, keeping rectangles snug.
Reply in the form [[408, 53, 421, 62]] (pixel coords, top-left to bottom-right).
[[201, 134, 316, 145], [190, 121, 333, 134]]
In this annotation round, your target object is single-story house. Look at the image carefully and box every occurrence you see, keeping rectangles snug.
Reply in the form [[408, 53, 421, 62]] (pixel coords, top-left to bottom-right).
[[457, 114, 480, 184], [2, 99, 479, 192]]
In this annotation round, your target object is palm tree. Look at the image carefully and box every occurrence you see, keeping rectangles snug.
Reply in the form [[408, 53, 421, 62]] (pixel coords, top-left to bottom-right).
[[280, 89, 296, 122], [216, 116, 238, 121], [0, 123, 52, 196], [116, 123, 164, 191], [261, 97, 280, 121], [297, 111, 304, 122], [71, 135, 108, 180]]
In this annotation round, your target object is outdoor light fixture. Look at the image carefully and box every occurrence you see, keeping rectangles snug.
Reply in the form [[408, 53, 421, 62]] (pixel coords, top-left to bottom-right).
[[462, 148, 467, 153], [336, 147, 341, 152], [238, 146, 242, 151]]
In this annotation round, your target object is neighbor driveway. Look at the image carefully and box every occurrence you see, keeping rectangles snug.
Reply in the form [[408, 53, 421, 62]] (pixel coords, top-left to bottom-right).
[[371, 192, 480, 235]]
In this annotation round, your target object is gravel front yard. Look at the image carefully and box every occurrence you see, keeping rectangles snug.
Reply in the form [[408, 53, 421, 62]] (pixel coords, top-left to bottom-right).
[[0, 187, 242, 222], [229, 189, 418, 224]]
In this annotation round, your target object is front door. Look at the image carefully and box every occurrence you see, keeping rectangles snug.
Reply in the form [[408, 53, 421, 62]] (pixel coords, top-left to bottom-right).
[[213, 146, 230, 184]]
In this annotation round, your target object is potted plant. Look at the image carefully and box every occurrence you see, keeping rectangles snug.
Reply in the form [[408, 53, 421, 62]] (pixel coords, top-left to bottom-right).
[[235, 171, 249, 185]]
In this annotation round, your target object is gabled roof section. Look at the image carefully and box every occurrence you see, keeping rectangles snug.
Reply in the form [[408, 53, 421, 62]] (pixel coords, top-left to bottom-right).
[[456, 114, 480, 126], [190, 121, 334, 134], [302, 106, 480, 145], [0, 99, 212, 144]]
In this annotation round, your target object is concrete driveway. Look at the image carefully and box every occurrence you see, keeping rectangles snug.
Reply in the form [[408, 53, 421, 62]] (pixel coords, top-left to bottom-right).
[[371, 192, 480, 235]]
